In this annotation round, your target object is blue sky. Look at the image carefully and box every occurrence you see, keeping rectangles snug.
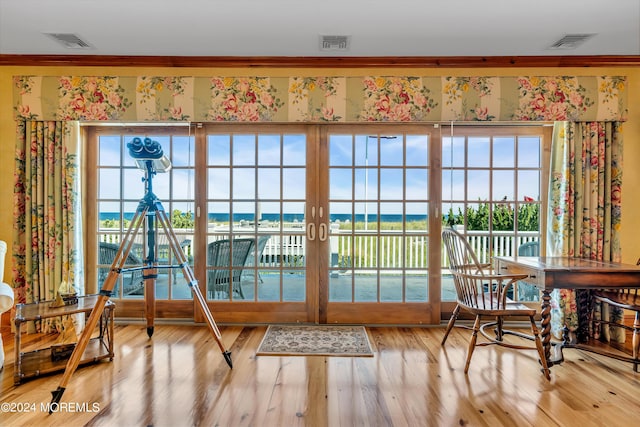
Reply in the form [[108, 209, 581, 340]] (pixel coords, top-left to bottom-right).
[[98, 131, 540, 219]]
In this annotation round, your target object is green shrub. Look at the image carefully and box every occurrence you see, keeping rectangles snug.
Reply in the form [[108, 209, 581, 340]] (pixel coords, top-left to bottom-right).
[[444, 201, 539, 231], [172, 209, 194, 229]]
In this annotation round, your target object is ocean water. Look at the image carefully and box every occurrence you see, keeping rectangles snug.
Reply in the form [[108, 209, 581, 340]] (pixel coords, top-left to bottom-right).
[[99, 212, 427, 223]]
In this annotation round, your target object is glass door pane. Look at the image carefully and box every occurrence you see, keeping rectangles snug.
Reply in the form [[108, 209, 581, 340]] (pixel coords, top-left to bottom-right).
[[95, 131, 195, 301], [441, 126, 546, 303], [326, 128, 434, 324], [205, 130, 307, 302]]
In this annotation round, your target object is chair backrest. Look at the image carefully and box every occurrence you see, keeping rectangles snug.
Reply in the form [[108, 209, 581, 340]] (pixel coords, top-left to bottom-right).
[[442, 228, 498, 310], [518, 241, 539, 256], [256, 235, 270, 257], [207, 238, 254, 286], [98, 242, 143, 294], [244, 235, 270, 268], [99, 242, 142, 267], [442, 228, 485, 276]]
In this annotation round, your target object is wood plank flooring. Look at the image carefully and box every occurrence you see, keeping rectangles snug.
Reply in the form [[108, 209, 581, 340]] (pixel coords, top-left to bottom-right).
[[1, 323, 640, 427]]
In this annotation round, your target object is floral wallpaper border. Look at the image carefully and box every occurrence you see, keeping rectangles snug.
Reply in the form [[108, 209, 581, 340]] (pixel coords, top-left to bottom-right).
[[13, 75, 627, 123]]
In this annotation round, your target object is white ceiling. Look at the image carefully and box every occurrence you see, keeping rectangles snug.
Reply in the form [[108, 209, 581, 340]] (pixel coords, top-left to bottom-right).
[[1, 0, 639, 57]]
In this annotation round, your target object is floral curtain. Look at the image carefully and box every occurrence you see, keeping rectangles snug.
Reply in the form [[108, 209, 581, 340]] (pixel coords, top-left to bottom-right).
[[12, 121, 83, 332], [12, 75, 627, 123], [547, 121, 624, 342]]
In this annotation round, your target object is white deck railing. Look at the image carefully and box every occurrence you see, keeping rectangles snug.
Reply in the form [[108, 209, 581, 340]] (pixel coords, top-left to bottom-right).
[[330, 230, 538, 269], [459, 230, 540, 265], [99, 226, 539, 269]]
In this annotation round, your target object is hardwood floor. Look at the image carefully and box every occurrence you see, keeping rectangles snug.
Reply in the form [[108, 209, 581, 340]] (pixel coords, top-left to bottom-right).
[[2, 323, 640, 427]]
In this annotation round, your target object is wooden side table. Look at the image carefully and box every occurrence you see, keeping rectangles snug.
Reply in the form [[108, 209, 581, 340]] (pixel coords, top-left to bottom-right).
[[13, 294, 115, 385]]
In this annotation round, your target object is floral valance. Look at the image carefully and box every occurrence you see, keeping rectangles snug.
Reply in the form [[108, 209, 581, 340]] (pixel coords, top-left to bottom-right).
[[13, 75, 627, 123]]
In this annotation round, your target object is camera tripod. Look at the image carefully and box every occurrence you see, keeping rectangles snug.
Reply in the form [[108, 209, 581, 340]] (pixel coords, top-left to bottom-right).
[[50, 159, 232, 409]]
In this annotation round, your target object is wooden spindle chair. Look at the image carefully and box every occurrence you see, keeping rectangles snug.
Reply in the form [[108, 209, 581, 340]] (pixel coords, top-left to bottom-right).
[[441, 228, 550, 380]]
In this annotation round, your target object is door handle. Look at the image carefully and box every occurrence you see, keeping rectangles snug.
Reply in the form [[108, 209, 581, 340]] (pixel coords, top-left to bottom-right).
[[307, 205, 317, 240], [307, 222, 316, 241], [318, 223, 328, 242]]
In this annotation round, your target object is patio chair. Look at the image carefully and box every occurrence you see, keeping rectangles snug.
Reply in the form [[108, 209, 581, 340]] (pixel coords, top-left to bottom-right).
[[517, 241, 540, 301], [242, 235, 270, 283], [98, 242, 144, 296], [207, 238, 254, 299], [441, 228, 550, 380], [518, 241, 539, 256]]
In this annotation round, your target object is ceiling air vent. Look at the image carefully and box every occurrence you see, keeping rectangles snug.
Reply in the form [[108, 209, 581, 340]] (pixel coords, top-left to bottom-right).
[[44, 33, 92, 49], [548, 34, 595, 50], [319, 35, 351, 51]]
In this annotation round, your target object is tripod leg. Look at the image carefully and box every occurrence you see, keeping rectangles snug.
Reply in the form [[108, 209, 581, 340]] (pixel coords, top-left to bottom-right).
[[191, 282, 232, 368], [156, 209, 232, 368], [144, 265, 157, 338], [50, 207, 148, 410], [143, 210, 159, 338]]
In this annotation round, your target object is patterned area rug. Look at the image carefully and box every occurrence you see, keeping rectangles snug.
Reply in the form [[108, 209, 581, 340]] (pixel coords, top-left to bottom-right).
[[256, 325, 374, 357]]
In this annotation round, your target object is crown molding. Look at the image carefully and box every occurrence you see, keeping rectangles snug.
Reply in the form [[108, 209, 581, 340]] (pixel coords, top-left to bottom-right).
[[1, 54, 640, 68]]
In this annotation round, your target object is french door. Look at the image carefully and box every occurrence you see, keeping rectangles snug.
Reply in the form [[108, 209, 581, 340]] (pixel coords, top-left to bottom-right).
[[197, 124, 440, 324], [323, 126, 440, 324], [195, 124, 315, 323]]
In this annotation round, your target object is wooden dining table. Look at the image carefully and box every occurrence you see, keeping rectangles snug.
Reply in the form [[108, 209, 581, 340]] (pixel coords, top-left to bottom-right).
[[494, 256, 640, 367]]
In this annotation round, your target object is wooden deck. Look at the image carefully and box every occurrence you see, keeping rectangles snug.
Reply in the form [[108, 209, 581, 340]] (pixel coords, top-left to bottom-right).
[[2, 324, 639, 426], [136, 270, 460, 302]]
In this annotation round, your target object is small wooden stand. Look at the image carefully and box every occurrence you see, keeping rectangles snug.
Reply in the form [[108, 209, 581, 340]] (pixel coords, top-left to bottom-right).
[[13, 295, 115, 385]]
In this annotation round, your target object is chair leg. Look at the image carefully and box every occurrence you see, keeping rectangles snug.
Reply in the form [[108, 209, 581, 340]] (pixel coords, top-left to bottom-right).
[[464, 315, 481, 374], [441, 304, 461, 346], [633, 312, 640, 373], [495, 315, 504, 341], [530, 316, 551, 380]]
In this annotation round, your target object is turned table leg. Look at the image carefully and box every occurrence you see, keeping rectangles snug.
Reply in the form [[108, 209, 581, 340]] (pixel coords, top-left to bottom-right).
[[540, 289, 553, 364]]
